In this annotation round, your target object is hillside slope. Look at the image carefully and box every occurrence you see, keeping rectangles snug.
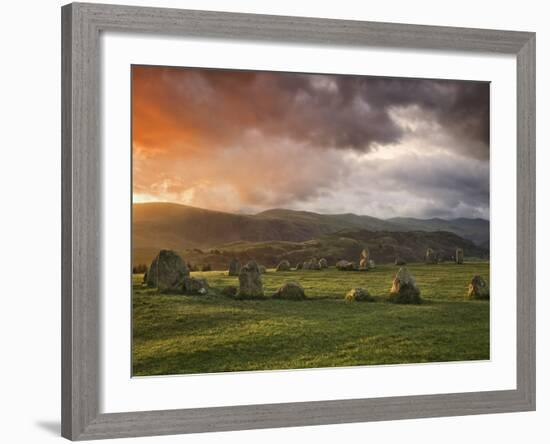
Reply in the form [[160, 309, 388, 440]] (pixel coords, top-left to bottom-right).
[[389, 217, 489, 246], [137, 229, 488, 270], [133, 203, 490, 266]]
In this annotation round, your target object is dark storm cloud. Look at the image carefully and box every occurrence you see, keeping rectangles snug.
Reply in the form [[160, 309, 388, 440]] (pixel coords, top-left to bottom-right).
[[133, 67, 490, 159], [282, 74, 490, 158], [132, 66, 490, 219]]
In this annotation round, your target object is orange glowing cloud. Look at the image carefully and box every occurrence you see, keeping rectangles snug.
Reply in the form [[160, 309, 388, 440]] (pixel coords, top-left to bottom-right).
[[131, 65, 489, 218]]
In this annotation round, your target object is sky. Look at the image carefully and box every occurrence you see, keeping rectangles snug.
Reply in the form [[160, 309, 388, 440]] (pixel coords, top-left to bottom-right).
[[132, 65, 490, 220]]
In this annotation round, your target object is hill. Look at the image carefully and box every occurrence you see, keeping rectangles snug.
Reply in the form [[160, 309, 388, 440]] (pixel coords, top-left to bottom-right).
[[133, 203, 489, 266], [388, 217, 489, 246]]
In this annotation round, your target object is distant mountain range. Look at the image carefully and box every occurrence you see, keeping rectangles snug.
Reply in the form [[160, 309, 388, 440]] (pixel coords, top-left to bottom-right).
[[133, 202, 489, 267]]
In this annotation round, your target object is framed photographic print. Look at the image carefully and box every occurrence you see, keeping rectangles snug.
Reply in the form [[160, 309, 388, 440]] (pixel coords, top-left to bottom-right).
[[61, 2, 536, 440]]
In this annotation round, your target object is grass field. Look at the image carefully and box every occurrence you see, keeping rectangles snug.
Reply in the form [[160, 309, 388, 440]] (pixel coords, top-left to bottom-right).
[[132, 262, 489, 376]]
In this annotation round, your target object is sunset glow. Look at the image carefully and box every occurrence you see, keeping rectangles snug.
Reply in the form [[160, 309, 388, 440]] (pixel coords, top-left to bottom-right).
[[132, 66, 489, 219]]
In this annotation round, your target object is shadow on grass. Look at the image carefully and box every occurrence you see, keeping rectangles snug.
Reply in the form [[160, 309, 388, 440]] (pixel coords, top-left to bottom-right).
[[132, 299, 489, 376]]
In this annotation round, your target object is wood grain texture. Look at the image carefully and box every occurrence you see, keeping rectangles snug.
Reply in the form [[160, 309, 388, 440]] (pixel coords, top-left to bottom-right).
[[61, 2, 536, 440], [516, 34, 536, 409], [76, 2, 532, 53], [62, 3, 101, 440]]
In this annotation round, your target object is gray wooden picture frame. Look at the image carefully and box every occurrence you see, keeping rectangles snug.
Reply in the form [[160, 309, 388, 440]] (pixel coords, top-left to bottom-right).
[[61, 2, 536, 440]]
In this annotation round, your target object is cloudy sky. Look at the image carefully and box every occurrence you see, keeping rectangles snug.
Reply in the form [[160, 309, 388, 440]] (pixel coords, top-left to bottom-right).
[[132, 66, 489, 220]]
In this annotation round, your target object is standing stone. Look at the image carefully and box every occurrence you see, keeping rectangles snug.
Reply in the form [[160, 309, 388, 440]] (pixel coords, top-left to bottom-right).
[[273, 282, 306, 300], [238, 260, 264, 298], [304, 258, 320, 270], [318, 258, 328, 269], [389, 267, 422, 304], [228, 258, 241, 276], [468, 275, 489, 299], [359, 248, 370, 270], [295, 262, 303, 270], [146, 250, 189, 293], [368, 259, 376, 269], [425, 248, 437, 264], [276, 260, 291, 272], [145, 256, 158, 287], [456, 248, 464, 265]]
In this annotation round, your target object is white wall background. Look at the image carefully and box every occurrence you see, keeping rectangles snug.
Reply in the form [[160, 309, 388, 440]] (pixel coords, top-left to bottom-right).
[[0, 1, 546, 443]]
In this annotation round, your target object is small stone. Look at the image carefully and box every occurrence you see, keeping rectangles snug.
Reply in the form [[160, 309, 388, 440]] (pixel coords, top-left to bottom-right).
[[318, 258, 328, 269], [345, 287, 373, 302], [276, 260, 291, 272], [182, 276, 209, 295], [336, 260, 356, 271], [273, 282, 306, 300], [303, 258, 320, 270]]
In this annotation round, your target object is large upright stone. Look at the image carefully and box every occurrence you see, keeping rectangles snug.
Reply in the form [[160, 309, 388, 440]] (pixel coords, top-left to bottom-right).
[[228, 258, 241, 276], [318, 258, 328, 269], [425, 248, 437, 264], [146, 250, 189, 293], [238, 260, 264, 298], [468, 275, 489, 300], [389, 267, 422, 304], [456, 248, 464, 265], [145, 256, 158, 287], [359, 248, 370, 270]]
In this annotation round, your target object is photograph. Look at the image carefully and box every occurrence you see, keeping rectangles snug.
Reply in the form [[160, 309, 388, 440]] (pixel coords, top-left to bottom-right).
[[131, 65, 491, 377]]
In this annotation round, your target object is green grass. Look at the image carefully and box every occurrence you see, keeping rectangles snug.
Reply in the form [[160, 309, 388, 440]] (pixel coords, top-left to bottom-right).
[[132, 262, 489, 376]]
